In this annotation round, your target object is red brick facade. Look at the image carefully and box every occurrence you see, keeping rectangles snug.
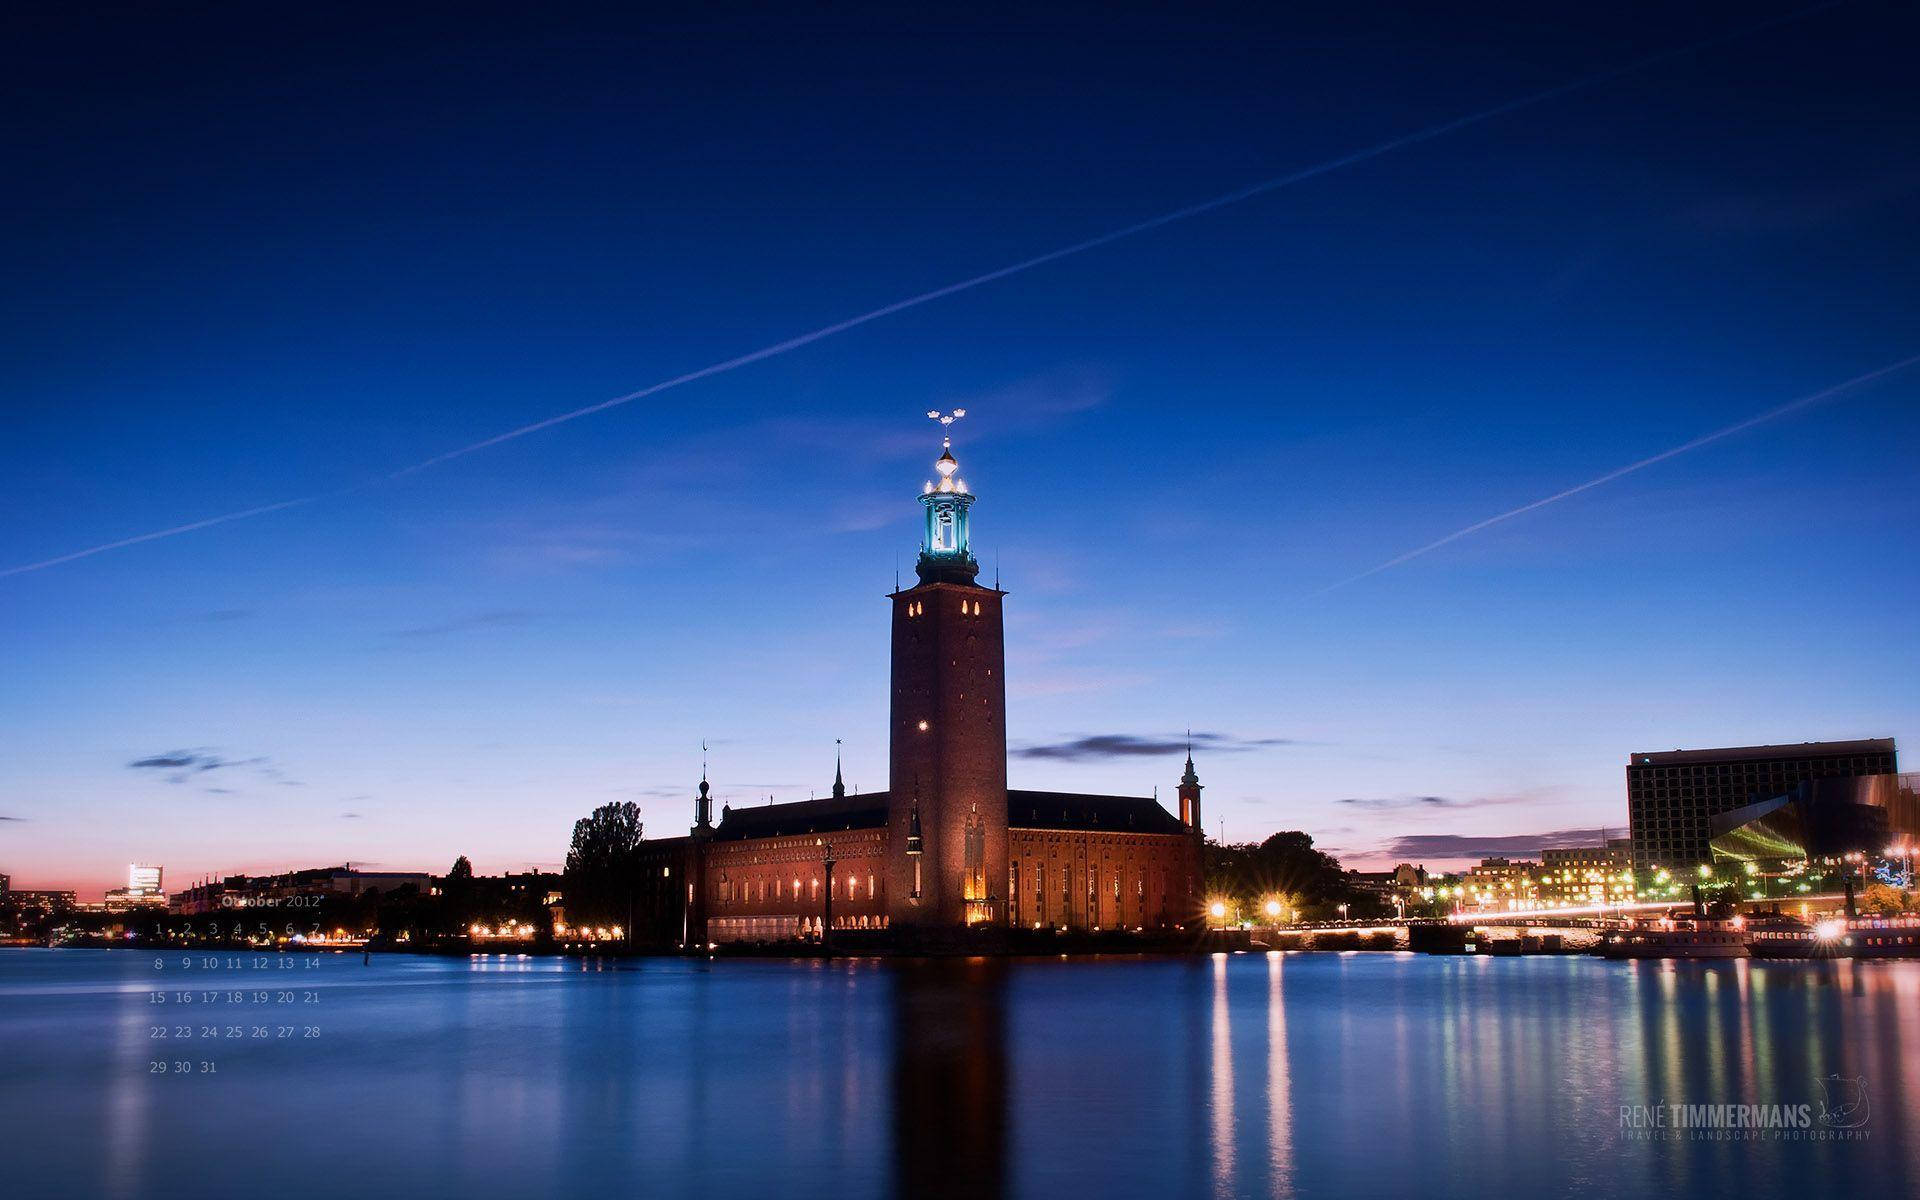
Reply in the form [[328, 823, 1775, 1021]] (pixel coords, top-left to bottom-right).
[[614, 435, 1203, 945]]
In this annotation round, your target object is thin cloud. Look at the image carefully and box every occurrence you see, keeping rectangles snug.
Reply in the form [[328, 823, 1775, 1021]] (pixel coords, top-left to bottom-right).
[[1336, 794, 1533, 812], [0, 4, 1840, 581], [1014, 732, 1297, 761], [1318, 352, 1920, 593], [129, 749, 282, 786], [130, 752, 203, 770], [1383, 828, 1613, 859], [389, 609, 538, 639]]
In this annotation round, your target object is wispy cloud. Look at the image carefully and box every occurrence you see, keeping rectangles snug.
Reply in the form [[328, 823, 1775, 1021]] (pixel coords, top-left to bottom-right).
[[128, 749, 293, 788], [389, 609, 538, 639], [1336, 794, 1534, 812], [2, 8, 1843, 582], [1014, 731, 1297, 761], [130, 750, 264, 776], [1382, 828, 1613, 860], [0, 815, 26, 822], [1318, 353, 1920, 593]]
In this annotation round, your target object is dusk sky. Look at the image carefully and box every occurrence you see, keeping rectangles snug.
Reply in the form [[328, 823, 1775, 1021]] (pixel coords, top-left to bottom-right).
[[4, 1, 1917, 896]]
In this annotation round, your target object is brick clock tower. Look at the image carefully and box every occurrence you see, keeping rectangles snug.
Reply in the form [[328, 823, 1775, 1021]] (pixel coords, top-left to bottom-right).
[[888, 413, 1008, 929]]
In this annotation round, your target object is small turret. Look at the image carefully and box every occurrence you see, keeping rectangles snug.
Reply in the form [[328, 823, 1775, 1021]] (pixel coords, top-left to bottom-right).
[[694, 774, 713, 834], [1177, 737, 1203, 834], [917, 410, 979, 585]]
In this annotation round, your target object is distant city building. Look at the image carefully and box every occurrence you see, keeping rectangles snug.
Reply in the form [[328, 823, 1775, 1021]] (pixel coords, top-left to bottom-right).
[[1463, 857, 1539, 909], [168, 865, 433, 914], [1346, 863, 1427, 907], [1709, 772, 1920, 867], [5, 889, 77, 916], [104, 863, 167, 912], [1626, 739, 1898, 869], [1537, 843, 1634, 906], [619, 428, 1204, 945], [0, 871, 10, 893]]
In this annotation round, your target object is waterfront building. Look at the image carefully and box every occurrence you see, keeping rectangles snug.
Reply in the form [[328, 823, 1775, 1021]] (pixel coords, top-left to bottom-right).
[[1536, 843, 1634, 907], [103, 863, 167, 912], [1708, 771, 1920, 867], [625, 426, 1204, 945], [3, 889, 77, 916], [1346, 863, 1427, 910], [168, 865, 434, 914], [1462, 857, 1540, 910], [1626, 739, 1898, 869]]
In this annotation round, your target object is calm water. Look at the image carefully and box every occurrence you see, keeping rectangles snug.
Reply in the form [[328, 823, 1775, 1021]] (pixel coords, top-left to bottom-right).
[[1, 948, 1915, 1199]]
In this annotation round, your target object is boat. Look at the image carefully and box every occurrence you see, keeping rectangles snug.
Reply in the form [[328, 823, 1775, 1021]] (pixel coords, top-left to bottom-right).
[[1746, 911, 1920, 959], [1599, 910, 1748, 959]]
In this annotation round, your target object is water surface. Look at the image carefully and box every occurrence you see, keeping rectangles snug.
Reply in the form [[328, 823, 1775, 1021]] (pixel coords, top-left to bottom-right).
[[1, 949, 1914, 1198]]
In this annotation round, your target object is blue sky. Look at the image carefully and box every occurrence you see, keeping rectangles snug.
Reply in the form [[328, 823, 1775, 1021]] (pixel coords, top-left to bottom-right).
[[3, 1, 1917, 894]]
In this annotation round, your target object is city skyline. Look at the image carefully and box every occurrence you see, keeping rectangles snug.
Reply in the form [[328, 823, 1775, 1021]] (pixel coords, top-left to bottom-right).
[[4, 2, 1919, 896]]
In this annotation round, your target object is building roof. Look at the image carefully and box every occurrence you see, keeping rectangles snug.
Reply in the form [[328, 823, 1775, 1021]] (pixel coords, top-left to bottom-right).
[[713, 792, 889, 841], [705, 787, 1192, 842], [1007, 790, 1190, 835], [1627, 739, 1895, 767]]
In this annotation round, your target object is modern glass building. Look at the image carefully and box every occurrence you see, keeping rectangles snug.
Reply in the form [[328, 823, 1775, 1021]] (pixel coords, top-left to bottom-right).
[[1708, 772, 1920, 866], [1625, 739, 1897, 869]]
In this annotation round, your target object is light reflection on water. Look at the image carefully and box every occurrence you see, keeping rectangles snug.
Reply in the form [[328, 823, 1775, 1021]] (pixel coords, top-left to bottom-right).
[[1, 949, 1914, 1199]]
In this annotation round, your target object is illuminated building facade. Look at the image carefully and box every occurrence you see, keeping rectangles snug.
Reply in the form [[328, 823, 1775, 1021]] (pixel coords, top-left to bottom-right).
[[1708, 772, 1920, 866], [1461, 857, 1540, 910], [1536, 843, 1635, 907], [1627, 739, 1898, 869], [103, 863, 168, 912], [626, 425, 1204, 945]]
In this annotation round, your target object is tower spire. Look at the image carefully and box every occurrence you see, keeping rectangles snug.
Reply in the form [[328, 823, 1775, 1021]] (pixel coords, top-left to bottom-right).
[[1177, 735, 1203, 834], [832, 738, 846, 800], [916, 410, 979, 585], [693, 740, 714, 833]]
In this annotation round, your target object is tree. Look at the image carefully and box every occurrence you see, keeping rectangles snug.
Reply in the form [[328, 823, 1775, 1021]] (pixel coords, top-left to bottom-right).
[[448, 855, 473, 880], [564, 802, 645, 928], [1860, 883, 1910, 918], [1204, 831, 1364, 921]]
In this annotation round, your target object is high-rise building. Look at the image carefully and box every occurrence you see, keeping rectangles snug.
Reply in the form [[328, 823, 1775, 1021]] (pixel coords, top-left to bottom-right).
[[104, 863, 168, 912], [886, 435, 1008, 929], [620, 421, 1204, 944], [1626, 739, 1897, 869]]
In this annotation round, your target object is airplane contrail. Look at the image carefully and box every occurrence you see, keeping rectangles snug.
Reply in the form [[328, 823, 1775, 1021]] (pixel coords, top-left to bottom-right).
[[0, 2, 1846, 580], [1314, 351, 1920, 595]]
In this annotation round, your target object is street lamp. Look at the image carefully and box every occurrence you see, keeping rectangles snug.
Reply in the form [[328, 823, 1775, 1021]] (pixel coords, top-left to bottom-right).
[[1263, 898, 1283, 923], [1337, 902, 1349, 923], [818, 838, 836, 952], [1207, 900, 1228, 927]]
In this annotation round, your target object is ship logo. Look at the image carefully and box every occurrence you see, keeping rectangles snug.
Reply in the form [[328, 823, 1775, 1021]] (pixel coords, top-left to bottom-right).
[[1817, 1074, 1870, 1129]]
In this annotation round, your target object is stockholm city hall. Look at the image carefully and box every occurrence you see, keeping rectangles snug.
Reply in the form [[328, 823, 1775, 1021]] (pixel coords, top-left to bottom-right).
[[631, 415, 1205, 945]]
